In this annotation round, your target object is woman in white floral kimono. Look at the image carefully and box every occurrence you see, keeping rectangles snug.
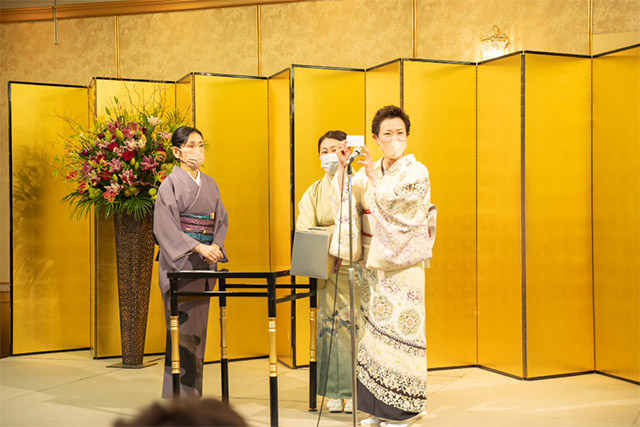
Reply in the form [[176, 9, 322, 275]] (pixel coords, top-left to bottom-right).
[[331, 106, 437, 427]]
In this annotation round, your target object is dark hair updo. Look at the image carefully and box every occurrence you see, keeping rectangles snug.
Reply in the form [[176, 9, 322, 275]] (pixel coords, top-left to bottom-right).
[[371, 105, 411, 137], [317, 130, 347, 153], [171, 126, 203, 148]]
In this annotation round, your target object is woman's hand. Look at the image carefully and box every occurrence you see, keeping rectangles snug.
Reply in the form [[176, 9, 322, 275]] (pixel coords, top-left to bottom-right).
[[194, 243, 224, 264], [336, 141, 352, 166], [358, 144, 380, 185]]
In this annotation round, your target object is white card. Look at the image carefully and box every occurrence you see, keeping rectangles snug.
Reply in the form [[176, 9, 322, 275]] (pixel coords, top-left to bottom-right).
[[346, 135, 365, 148]]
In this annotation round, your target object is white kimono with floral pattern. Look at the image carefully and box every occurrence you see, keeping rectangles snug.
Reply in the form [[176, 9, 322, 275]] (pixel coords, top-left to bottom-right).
[[330, 154, 436, 417]]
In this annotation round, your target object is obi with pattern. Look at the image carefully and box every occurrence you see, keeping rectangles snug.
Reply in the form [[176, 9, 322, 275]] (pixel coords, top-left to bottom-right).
[[180, 213, 214, 244]]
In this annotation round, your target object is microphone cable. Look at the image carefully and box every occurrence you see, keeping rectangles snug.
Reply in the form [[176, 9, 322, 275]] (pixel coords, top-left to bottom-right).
[[316, 163, 348, 427]]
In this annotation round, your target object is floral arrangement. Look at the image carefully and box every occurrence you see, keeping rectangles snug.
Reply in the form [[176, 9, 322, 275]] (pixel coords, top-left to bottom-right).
[[56, 97, 186, 220]]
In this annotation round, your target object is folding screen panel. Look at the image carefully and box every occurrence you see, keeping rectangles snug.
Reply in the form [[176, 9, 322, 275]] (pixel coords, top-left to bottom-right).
[[403, 60, 477, 369], [365, 60, 401, 159], [477, 54, 524, 378], [10, 82, 91, 354], [176, 74, 193, 126], [593, 46, 640, 383], [193, 74, 270, 362], [267, 69, 295, 366], [92, 78, 175, 357], [477, 52, 593, 378], [524, 53, 593, 378], [292, 65, 365, 366]]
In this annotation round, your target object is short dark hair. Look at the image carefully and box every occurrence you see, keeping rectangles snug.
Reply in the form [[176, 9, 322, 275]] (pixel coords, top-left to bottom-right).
[[171, 126, 203, 148], [371, 105, 411, 137], [317, 130, 347, 153], [113, 398, 247, 426]]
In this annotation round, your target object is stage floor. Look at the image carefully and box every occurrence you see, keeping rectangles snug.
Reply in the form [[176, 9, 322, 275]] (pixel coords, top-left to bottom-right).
[[0, 350, 638, 426]]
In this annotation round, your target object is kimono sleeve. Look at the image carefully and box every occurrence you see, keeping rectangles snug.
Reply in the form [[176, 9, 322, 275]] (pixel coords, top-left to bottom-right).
[[153, 179, 200, 261], [296, 181, 319, 231], [367, 162, 436, 270], [211, 180, 229, 258]]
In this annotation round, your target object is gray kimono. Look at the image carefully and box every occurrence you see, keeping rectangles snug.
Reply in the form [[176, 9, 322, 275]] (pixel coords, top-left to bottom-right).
[[153, 165, 228, 398]]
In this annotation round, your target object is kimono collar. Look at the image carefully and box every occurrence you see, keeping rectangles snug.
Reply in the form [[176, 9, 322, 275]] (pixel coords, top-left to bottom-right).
[[175, 165, 201, 186], [381, 154, 415, 175]]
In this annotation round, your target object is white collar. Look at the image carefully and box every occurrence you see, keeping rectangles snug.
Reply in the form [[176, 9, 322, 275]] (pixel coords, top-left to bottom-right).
[[187, 169, 201, 186]]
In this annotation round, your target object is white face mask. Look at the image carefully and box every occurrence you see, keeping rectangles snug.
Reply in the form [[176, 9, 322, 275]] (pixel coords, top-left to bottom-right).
[[177, 147, 205, 169], [381, 138, 407, 160], [320, 152, 340, 175]]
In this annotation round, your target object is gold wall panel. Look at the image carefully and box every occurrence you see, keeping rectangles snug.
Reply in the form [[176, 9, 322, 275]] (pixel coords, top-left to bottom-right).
[[93, 79, 175, 357], [261, 0, 412, 77], [525, 53, 593, 377], [119, 8, 257, 80], [365, 61, 401, 159], [417, 0, 589, 61], [403, 60, 477, 368], [593, 47, 640, 383], [477, 54, 524, 377], [268, 69, 295, 366], [11, 83, 91, 354], [593, 0, 640, 35], [293, 65, 365, 365], [194, 74, 270, 361], [0, 16, 115, 286]]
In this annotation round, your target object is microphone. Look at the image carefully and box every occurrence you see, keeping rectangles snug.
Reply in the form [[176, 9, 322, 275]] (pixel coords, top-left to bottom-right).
[[346, 146, 363, 165]]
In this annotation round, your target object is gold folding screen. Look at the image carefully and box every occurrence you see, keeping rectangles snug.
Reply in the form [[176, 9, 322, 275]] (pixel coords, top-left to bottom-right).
[[10, 82, 91, 354], [477, 52, 594, 379], [365, 60, 401, 159], [92, 78, 174, 358], [268, 69, 296, 366], [593, 46, 640, 383], [477, 54, 524, 377], [9, 45, 639, 384], [193, 74, 271, 361], [403, 60, 478, 369], [524, 54, 593, 377], [292, 65, 366, 366]]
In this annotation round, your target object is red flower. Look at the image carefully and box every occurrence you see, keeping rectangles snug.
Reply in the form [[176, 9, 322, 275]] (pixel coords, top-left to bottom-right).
[[107, 142, 118, 151], [123, 151, 135, 162], [157, 170, 168, 182], [66, 170, 78, 180], [103, 189, 117, 202], [155, 150, 166, 162], [95, 153, 105, 163], [101, 171, 112, 181], [78, 181, 88, 193]]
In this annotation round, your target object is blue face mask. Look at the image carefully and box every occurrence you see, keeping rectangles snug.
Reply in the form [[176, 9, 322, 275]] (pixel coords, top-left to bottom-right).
[[320, 152, 340, 175]]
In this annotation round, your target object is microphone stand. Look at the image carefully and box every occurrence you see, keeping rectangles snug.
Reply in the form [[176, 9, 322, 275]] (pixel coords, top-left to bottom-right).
[[346, 162, 358, 427]]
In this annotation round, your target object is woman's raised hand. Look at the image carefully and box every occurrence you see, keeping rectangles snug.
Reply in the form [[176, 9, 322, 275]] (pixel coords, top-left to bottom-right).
[[358, 145, 380, 185], [336, 141, 352, 166]]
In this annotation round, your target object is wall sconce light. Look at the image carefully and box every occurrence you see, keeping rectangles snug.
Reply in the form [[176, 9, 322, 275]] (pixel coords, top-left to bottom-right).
[[481, 25, 509, 60]]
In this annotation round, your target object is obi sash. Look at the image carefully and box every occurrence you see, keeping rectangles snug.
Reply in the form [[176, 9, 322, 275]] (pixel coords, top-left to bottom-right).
[[180, 214, 214, 244]]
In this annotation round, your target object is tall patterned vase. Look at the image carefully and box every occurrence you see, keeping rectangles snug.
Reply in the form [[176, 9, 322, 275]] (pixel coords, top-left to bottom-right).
[[113, 212, 155, 367]]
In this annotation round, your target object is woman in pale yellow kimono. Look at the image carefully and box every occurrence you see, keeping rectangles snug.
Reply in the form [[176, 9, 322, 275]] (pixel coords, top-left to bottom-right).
[[297, 130, 360, 414], [331, 106, 437, 427]]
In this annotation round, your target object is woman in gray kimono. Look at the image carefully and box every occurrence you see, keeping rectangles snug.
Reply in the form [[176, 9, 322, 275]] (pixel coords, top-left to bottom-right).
[[154, 125, 228, 398]]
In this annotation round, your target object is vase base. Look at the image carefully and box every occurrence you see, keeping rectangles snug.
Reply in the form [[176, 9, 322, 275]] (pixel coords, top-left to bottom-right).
[[107, 360, 158, 369]]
